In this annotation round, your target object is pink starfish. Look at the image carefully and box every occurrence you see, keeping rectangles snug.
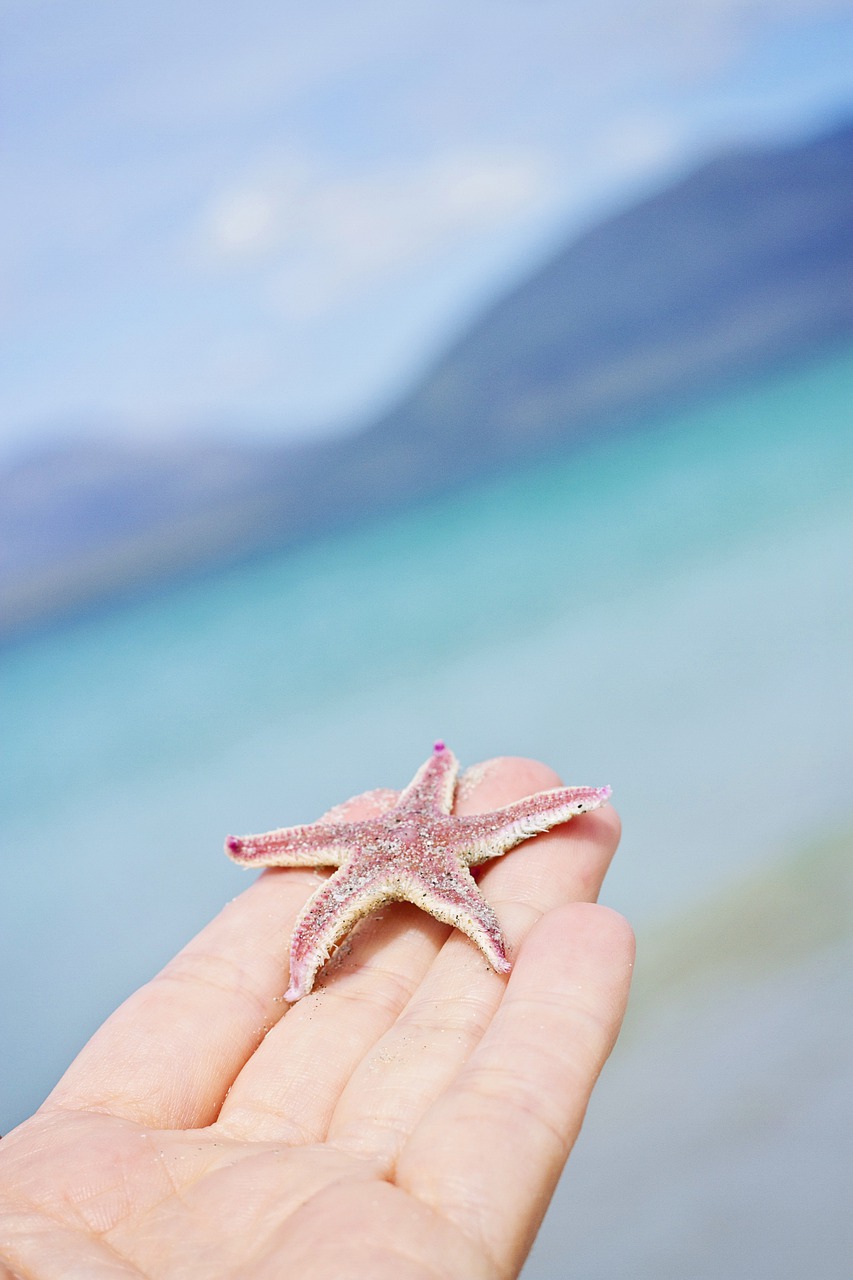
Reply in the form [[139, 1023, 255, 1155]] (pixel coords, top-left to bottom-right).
[[225, 742, 611, 1002]]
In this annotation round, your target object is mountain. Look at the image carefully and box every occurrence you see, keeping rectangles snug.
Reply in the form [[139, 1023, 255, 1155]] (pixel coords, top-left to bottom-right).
[[2, 119, 852, 641], [325, 117, 853, 499]]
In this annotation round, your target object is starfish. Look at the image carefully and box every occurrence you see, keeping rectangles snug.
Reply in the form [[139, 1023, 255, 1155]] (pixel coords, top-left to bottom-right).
[[225, 742, 611, 1001]]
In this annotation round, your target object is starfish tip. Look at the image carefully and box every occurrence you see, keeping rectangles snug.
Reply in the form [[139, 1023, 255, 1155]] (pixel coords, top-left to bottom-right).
[[433, 739, 446, 753], [225, 836, 243, 854]]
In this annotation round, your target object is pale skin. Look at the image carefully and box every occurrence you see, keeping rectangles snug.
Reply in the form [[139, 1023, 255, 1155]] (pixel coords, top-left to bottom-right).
[[0, 756, 633, 1279]]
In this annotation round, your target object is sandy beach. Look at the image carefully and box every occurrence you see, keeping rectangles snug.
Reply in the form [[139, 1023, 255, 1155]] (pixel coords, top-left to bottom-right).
[[524, 826, 853, 1278]]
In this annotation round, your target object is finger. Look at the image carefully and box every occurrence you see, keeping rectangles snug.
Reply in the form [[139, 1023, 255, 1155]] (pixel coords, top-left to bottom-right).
[[324, 795, 620, 1159], [45, 791, 397, 1129], [396, 902, 635, 1278], [217, 759, 619, 1147], [215, 758, 575, 1141]]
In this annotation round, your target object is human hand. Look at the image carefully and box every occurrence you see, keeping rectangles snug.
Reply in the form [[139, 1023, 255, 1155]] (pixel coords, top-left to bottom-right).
[[0, 756, 633, 1279]]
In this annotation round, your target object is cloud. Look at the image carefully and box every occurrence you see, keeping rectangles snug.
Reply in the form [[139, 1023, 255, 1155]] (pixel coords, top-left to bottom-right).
[[592, 114, 686, 183], [203, 187, 282, 258], [3, 0, 853, 453], [199, 148, 556, 317]]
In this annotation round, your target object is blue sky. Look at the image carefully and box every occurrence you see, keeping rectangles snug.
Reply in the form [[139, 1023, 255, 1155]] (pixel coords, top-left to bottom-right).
[[3, 0, 853, 458]]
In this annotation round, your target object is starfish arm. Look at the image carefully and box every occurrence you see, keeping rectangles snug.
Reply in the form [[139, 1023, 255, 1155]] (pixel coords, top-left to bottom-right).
[[222, 748, 612, 1002], [396, 742, 459, 815], [459, 785, 612, 865], [224, 822, 355, 868], [285, 860, 403, 1001], [401, 865, 511, 975]]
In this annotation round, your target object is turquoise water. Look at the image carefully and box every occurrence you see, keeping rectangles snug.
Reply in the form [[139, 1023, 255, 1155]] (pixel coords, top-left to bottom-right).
[[2, 346, 852, 1128]]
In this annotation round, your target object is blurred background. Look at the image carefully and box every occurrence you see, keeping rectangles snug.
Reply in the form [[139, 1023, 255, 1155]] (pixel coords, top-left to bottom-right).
[[2, 2, 852, 1275]]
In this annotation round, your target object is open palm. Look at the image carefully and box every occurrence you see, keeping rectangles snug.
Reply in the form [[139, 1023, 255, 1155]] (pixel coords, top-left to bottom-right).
[[0, 757, 633, 1279]]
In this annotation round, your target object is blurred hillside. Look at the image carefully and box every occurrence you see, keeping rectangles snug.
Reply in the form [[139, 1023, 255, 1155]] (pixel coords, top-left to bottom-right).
[[2, 118, 852, 642]]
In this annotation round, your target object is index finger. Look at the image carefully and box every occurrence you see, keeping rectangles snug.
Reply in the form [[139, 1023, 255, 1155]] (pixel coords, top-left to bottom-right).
[[43, 789, 399, 1129]]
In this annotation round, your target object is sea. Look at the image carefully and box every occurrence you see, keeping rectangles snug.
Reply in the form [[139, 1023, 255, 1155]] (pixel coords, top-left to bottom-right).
[[1, 345, 851, 1134]]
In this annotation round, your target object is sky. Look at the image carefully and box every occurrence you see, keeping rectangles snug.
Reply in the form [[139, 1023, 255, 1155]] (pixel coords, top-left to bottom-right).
[[3, 0, 853, 459]]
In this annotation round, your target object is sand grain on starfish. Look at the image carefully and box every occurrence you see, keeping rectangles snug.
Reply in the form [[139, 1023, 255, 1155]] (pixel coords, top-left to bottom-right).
[[225, 742, 610, 1001]]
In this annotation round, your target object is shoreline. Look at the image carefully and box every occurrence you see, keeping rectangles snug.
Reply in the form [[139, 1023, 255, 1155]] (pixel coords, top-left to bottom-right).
[[524, 822, 853, 1279], [624, 820, 853, 1029]]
